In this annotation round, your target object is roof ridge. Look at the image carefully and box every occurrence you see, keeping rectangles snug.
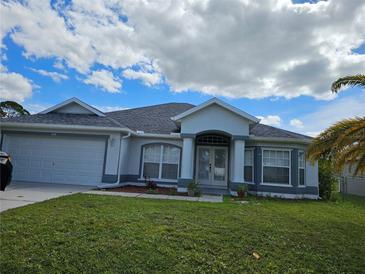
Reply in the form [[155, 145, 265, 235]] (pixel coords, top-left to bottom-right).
[[105, 102, 195, 114]]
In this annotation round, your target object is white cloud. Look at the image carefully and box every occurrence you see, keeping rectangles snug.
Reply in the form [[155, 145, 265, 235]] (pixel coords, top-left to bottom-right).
[[0, 71, 33, 102], [23, 103, 51, 114], [0, 1, 95, 73], [123, 68, 161, 86], [287, 93, 365, 136], [290, 118, 304, 128], [84, 70, 122, 93], [93, 105, 129, 113], [257, 115, 281, 126], [1, 0, 365, 99], [53, 60, 66, 71], [30, 68, 68, 82]]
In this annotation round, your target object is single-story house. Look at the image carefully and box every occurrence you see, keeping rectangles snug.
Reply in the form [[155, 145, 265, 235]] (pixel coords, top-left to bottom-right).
[[0, 97, 319, 199]]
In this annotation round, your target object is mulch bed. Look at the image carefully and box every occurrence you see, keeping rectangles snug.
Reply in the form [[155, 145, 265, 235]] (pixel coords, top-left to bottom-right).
[[105, 185, 188, 196]]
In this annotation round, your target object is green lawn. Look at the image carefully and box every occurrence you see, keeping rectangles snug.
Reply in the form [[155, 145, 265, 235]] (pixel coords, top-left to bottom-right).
[[1, 194, 365, 273]]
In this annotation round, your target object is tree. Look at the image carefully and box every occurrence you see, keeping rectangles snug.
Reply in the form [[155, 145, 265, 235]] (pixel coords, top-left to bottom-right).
[[331, 74, 365, 93], [307, 74, 365, 176], [0, 101, 30, 118], [307, 117, 365, 175]]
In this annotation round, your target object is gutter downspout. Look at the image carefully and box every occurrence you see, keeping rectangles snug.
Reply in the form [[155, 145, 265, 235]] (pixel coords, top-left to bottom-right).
[[97, 132, 131, 189]]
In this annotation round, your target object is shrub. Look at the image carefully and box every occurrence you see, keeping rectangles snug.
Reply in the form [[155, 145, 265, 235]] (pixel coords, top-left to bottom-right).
[[237, 184, 248, 199], [145, 177, 157, 190], [318, 159, 338, 200], [187, 181, 200, 197], [194, 189, 202, 197], [168, 188, 177, 196]]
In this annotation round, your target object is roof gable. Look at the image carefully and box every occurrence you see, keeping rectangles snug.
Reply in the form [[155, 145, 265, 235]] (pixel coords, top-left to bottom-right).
[[106, 103, 195, 134], [171, 98, 259, 123], [39, 98, 105, 117]]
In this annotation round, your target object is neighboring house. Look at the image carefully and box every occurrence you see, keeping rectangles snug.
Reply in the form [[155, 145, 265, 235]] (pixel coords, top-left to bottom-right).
[[339, 165, 365, 197], [0, 97, 319, 199]]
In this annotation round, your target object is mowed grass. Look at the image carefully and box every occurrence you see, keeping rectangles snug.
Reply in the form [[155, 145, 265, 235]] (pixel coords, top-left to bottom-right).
[[1, 194, 365, 273]]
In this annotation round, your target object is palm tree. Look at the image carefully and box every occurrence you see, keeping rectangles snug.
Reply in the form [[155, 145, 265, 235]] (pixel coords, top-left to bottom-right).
[[331, 74, 365, 93], [307, 74, 365, 176]]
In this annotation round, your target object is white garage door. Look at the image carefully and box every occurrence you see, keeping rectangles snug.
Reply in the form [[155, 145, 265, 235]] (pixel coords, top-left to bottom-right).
[[2, 133, 106, 186]]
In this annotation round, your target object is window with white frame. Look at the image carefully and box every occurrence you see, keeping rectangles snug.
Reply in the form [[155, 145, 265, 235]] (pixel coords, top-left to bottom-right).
[[244, 149, 254, 182], [298, 151, 305, 186], [142, 144, 180, 180], [262, 149, 290, 185]]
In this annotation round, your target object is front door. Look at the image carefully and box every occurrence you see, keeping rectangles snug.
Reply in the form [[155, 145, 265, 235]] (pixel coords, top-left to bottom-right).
[[196, 146, 228, 187]]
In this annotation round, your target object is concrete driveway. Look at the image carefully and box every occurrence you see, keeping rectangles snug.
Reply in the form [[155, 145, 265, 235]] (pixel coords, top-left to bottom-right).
[[0, 181, 92, 212]]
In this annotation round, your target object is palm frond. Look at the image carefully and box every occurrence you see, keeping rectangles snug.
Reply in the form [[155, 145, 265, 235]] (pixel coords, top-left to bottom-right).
[[331, 74, 365, 93], [307, 117, 365, 176]]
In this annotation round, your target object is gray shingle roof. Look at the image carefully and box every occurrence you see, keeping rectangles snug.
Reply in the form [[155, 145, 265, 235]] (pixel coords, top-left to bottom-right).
[[1, 113, 122, 128], [249, 123, 311, 140], [1, 102, 311, 140], [106, 103, 195, 134]]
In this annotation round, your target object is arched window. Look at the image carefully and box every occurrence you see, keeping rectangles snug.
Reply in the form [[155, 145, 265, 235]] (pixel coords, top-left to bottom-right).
[[142, 144, 180, 180]]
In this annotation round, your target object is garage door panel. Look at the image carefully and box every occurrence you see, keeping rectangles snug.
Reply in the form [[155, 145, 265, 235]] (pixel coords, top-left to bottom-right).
[[30, 160, 42, 168], [3, 134, 106, 186]]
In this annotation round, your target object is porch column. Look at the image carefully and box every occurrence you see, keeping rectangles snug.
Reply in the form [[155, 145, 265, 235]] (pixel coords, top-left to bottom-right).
[[180, 136, 194, 180], [232, 138, 245, 183]]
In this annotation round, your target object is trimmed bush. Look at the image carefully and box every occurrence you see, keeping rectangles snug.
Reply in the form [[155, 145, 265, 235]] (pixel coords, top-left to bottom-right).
[[318, 159, 338, 200]]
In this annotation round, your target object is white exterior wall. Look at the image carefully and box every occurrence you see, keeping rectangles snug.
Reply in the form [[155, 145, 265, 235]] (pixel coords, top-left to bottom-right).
[[180, 104, 250, 136], [126, 136, 182, 176], [306, 161, 319, 187], [119, 136, 130, 175], [104, 133, 121, 176], [232, 139, 245, 183], [53, 102, 95, 115], [180, 138, 194, 179]]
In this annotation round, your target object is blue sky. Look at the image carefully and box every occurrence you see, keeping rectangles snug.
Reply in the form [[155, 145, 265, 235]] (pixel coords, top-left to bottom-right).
[[1, 0, 364, 136]]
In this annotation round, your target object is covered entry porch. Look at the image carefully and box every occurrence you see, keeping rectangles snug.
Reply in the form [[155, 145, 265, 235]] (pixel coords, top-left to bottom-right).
[[178, 132, 247, 195], [171, 98, 259, 194]]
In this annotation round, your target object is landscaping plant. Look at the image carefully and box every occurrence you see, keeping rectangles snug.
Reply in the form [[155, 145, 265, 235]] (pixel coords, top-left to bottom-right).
[[318, 159, 338, 200], [144, 176, 157, 190], [187, 181, 199, 197], [307, 74, 365, 176], [237, 184, 248, 199]]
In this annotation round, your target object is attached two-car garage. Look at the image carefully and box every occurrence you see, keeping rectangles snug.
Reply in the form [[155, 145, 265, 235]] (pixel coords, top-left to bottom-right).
[[2, 133, 106, 186]]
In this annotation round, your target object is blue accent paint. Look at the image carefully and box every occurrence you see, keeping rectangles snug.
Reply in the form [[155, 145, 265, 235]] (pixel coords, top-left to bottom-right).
[[196, 130, 232, 137], [254, 147, 262, 185], [230, 182, 258, 193], [291, 149, 299, 187], [180, 133, 196, 138], [102, 137, 109, 179], [101, 174, 118, 183], [119, 174, 140, 182], [177, 178, 192, 187], [256, 185, 318, 195], [230, 181, 245, 191], [103, 174, 178, 186], [231, 135, 249, 140]]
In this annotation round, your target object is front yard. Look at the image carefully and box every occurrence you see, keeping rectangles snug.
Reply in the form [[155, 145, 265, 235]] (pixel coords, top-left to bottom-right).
[[1, 194, 364, 273]]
